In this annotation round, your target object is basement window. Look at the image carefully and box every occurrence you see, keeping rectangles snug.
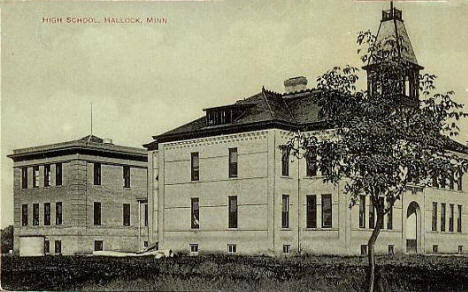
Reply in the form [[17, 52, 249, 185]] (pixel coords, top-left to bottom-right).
[[227, 244, 237, 254], [388, 245, 394, 256], [190, 244, 199, 256], [433, 245, 438, 253], [361, 245, 368, 256], [94, 240, 103, 251], [283, 244, 291, 254]]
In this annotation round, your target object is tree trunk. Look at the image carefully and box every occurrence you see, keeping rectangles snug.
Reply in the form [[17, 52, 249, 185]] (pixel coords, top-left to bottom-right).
[[367, 211, 384, 292]]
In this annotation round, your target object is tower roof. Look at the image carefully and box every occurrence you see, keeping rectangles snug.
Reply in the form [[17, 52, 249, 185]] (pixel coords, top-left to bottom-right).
[[368, 5, 423, 69]]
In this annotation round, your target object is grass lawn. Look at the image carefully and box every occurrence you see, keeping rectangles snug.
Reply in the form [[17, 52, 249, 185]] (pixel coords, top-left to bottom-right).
[[1, 254, 467, 291]]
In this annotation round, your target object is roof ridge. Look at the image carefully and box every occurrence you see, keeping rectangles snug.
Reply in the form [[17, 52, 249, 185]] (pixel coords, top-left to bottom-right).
[[261, 86, 276, 119]]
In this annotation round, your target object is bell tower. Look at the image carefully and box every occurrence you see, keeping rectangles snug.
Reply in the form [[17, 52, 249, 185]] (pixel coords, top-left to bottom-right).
[[363, 2, 424, 106]]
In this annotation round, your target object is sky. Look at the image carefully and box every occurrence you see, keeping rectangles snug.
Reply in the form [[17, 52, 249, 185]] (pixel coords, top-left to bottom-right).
[[1, 0, 468, 228]]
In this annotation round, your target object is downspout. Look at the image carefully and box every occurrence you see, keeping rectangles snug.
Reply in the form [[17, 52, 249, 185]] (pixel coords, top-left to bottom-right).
[[297, 157, 301, 253], [138, 201, 141, 249]]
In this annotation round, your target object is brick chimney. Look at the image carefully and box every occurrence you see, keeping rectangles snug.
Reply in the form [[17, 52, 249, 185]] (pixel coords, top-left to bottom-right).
[[284, 76, 307, 94]]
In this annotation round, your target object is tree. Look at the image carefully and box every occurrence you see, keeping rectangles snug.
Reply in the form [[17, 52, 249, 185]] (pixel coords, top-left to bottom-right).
[[1, 225, 14, 254], [281, 30, 468, 292]]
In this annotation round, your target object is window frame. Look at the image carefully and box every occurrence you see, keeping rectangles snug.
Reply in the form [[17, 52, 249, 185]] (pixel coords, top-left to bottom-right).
[[94, 202, 101, 226], [44, 203, 51, 226], [441, 203, 446, 232], [191, 198, 199, 229], [44, 164, 51, 187], [305, 148, 318, 177], [457, 205, 462, 233], [123, 203, 131, 226], [21, 167, 28, 189], [282, 195, 289, 228], [123, 165, 131, 188], [359, 195, 366, 228], [321, 194, 333, 228], [21, 204, 28, 226], [55, 163, 62, 186], [33, 203, 39, 226], [228, 148, 238, 178], [449, 204, 454, 232], [33, 166, 39, 188], [228, 196, 238, 229], [56, 202, 63, 225], [55, 240, 62, 255], [191, 152, 200, 181], [94, 162, 101, 185], [306, 195, 317, 228], [227, 244, 237, 254], [94, 240, 104, 251], [281, 149, 289, 177]]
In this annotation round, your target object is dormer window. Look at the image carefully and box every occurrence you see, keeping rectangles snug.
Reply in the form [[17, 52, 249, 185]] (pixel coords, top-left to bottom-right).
[[204, 104, 252, 126]]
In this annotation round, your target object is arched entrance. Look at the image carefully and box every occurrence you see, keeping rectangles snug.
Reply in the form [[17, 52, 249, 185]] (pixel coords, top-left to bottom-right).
[[406, 201, 420, 254]]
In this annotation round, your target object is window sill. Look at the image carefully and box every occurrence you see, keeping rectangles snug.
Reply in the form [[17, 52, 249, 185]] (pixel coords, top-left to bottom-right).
[[303, 227, 337, 231], [280, 228, 291, 231]]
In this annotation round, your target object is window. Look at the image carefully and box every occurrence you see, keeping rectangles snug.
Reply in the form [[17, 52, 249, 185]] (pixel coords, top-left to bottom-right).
[[123, 166, 130, 188], [44, 165, 51, 187], [387, 204, 393, 230], [228, 148, 238, 178], [449, 204, 454, 232], [21, 204, 28, 226], [33, 203, 39, 226], [432, 173, 438, 188], [56, 202, 63, 225], [376, 197, 384, 229], [449, 171, 455, 190], [144, 241, 148, 248], [56, 163, 62, 186], [282, 195, 289, 228], [369, 199, 375, 229], [433, 245, 438, 253], [94, 240, 103, 251], [281, 149, 289, 176], [94, 163, 101, 185], [227, 244, 237, 254], [94, 202, 101, 225], [44, 203, 50, 225], [228, 196, 238, 228], [55, 240, 62, 254], [33, 166, 39, 188], [458, 245, 463, 254], [21, 167, 28, 189], [388, 245, 394, 256], [191, 198, 199, 229], [306, 195, 317, 228], [123, 204, 131, 226], [305, 148, 317, 177], [432, 202, 438, 231], [322, 194, 332, 228], [361, 245, 368, 255], [457, 170, 463, 191], [457, 205, 462, 233], [191, 152, 199, 181], [44, 240, 50, 254], [441, 203, 446, 232], [283, 244, 290, 254], [144, 204, 148, 227], [359, 195, 366, 228], [189, 244, 199, 255]]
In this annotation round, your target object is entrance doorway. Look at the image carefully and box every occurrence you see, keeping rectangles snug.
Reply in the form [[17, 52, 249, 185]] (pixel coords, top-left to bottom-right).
[[406, 201, 420, 254]]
